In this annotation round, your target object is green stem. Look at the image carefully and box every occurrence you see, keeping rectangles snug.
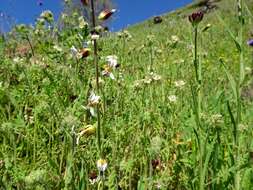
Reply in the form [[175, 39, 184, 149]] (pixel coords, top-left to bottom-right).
[[194, 26, 199, 83], [90, 0, 102, 156]]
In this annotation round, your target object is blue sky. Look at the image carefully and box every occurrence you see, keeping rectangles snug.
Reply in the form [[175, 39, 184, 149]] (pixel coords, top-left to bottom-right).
[[0, 0, 192, 32]]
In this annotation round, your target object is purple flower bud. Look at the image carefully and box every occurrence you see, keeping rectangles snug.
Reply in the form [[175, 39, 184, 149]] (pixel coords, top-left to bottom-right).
[[189, 12, 204, 26], [247, 39, 253, 46]]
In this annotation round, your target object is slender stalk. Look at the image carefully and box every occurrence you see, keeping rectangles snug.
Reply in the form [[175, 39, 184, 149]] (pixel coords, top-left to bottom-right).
[[192, 23, 205, 190], [235, 0, 244, 189], [25, 34, 35, 57], [90, 0, 102, 156], [193, 25, 201, 128], [194, 26, 199, 83], [150, 44, 154, 72]]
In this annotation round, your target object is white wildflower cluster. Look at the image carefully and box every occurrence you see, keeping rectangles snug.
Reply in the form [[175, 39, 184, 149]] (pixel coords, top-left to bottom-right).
[[40, 10, 54, 23], [78, 16, 88, 29], [117, 30, 132, 40], [133, 72, 162, 89]]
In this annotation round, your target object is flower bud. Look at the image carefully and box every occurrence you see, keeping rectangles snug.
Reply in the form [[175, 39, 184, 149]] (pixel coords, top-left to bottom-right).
[[189, 11, 204, 26], [98, 9, 116, 20]]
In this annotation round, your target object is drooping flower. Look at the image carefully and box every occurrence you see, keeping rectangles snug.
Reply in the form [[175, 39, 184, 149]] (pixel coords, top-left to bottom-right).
[[86, 92, 100, 116], [102, 65, 115, 80], [106, 55, 119, 68], [88, 171, 99, 184], [98, 9, 116, 20], [88, 92, 100, 107], [81, 0, 89, 6], [102, 55, 119, 80], [189, 11, 204, 26], [80, 48, 91, 58], [96, 159, 108, 172], [76, 124, 96, 144]]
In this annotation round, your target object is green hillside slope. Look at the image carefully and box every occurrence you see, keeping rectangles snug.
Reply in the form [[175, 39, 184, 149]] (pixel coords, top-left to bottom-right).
[[1, 0, 253, 189]]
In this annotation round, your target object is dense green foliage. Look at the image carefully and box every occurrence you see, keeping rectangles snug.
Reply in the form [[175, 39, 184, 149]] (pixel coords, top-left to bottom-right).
[[1, 0, 253, 189]]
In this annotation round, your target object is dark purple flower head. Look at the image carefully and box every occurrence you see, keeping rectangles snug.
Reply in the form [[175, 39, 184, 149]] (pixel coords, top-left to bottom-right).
[[189, 12, 204, 26], [247, 39, 253, 47]]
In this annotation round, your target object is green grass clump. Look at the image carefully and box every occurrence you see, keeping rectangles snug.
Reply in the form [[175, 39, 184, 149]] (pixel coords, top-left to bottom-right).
[[1, 0, 253, 189]]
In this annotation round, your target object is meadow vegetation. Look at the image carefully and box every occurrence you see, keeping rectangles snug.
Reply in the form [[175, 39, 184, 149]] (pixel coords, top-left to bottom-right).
[[0, 0, 253, 189]]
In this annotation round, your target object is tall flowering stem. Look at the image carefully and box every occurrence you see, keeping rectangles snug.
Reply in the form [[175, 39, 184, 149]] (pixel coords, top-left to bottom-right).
[[189, 11, 205, 190], [90, 0, 102, 155], [189, 12, 204, 127]]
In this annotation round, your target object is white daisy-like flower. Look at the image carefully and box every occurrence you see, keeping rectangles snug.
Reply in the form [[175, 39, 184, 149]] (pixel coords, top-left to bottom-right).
[[96, 159, 108, 172], [174, 80, 186, 88], [168, 95, 177, 103]]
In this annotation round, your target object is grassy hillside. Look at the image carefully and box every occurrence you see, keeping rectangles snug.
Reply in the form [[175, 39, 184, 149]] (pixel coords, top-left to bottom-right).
[[1, 0, 253, 189]]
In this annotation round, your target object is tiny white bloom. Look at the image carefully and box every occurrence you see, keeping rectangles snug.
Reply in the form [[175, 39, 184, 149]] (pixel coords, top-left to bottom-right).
[[13, 57, 21, 63], [70, 46, 78, 56], [171, 35, 179, 43], [168, 95, 177, 103], [91, 34, 100, 40], [150, 73, 162, 81], [174, 80, 186, 88]]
